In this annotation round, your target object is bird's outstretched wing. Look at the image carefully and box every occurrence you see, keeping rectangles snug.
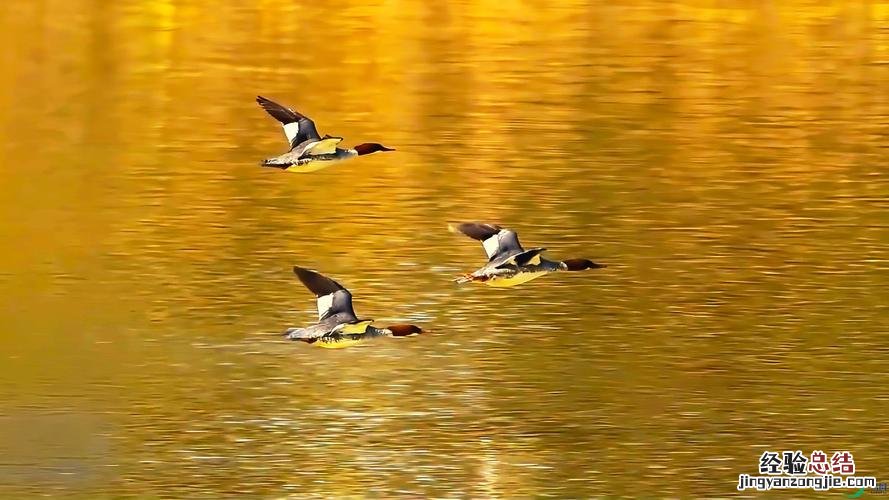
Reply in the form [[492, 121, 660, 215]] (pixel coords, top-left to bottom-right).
[[293, 266, 358, 322], [449, 222, 525, 262], [257, 96, 322, 149]]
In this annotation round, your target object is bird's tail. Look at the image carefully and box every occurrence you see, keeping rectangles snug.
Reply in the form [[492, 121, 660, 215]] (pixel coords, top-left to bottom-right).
[[454, 273, 488, 284], [283, 327, 306, 340], [261, 157, 290, 169]]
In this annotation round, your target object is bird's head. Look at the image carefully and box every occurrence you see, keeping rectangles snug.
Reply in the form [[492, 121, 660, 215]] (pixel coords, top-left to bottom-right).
[[560, 259, 606, 271], [354, 143, 396, 156], [384, 324, 423, 337]]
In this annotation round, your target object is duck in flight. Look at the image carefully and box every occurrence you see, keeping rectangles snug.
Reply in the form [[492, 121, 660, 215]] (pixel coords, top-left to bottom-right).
[[450, 222, 605, 287], [256, 96, 395, 172], [284, 266, 422, 348]]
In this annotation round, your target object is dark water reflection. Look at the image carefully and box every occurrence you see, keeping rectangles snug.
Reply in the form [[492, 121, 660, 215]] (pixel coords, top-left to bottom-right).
[[0, 1, 887, 497]]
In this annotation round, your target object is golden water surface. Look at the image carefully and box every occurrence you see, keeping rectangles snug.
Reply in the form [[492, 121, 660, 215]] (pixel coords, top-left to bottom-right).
[[1, 1, 887, 497]]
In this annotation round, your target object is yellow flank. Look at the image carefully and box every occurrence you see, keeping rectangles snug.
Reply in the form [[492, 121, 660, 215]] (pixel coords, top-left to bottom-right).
[[284, 162, 337, 173], [309, 321, 374, 348], [315, 337, 364, 349], [306, 137, 343, 155], [484, 271, 548, 287]]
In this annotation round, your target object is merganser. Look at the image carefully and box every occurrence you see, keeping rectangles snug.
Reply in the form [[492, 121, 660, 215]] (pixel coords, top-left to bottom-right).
[[450, 222, 605, 287], [283, 266, 422, 348], [256, 96, 394, 172]]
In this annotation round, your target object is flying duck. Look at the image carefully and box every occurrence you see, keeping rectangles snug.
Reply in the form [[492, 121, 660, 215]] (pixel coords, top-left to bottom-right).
[[450, 222, 605, 287], [256, 96, 394, 172], [283, 266, 422, 348]]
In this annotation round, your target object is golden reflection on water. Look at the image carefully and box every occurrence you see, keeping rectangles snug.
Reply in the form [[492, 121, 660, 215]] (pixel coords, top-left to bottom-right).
[[0, 1, 887, 497]]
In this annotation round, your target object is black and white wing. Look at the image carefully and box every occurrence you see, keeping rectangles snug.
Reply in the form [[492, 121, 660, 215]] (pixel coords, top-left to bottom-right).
[[293, 266, 358, 322], [257, 96, 322, 149], [449, 222, 525, 263]]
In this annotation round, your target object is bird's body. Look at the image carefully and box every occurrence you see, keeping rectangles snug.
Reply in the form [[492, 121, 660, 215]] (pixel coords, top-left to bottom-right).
[[450, 222, 605, 287], [463, 268, 552, 288], [283, 266, 422, 348], [256, 96, 394, 171], [302, 324, 397, 349], [260, 146, 360, 172]]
